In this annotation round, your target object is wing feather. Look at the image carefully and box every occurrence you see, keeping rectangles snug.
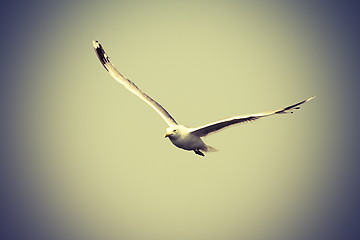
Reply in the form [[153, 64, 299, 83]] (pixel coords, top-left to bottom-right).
[[190, 96, 315, 137], [93, 41, 177, 126]]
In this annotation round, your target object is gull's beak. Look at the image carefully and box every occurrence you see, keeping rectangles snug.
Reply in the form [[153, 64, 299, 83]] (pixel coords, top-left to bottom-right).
[[164, 133, 171, 138]]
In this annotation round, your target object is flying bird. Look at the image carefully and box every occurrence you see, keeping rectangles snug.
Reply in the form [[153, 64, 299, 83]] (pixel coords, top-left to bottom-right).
[[93, 40, 315, 156]]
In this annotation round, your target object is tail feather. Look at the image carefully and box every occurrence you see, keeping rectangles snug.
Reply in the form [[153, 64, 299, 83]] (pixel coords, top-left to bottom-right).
[[204, 144, 218, 152]]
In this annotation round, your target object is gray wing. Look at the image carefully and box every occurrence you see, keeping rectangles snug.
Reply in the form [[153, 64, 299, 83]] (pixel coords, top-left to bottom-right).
[[93, 41, 178, 126], [190, 96, 315, 137]]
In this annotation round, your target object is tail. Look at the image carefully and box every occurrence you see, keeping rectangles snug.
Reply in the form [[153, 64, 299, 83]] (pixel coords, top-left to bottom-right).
[[204, 144, 218, 152], [194, 144, 218, 157]]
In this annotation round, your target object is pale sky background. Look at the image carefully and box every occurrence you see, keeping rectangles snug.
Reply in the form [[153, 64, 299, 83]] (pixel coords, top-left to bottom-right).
[[1, 1, 359, 240]]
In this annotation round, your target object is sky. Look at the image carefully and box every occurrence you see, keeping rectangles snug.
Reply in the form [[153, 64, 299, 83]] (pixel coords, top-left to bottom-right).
[[1, 1, 359, 240]]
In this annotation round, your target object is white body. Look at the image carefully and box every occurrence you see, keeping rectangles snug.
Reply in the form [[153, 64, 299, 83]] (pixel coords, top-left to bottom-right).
[[165, 125, 210, 151]]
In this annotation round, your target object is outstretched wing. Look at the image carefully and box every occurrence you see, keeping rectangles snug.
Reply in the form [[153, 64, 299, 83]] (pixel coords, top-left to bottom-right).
[[190, 96, 315, 137], [93, 40, 178, 126]]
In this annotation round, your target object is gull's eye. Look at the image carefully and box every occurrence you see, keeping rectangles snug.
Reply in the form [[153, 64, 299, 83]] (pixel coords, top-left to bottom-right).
[[173, 129, 177, 132]]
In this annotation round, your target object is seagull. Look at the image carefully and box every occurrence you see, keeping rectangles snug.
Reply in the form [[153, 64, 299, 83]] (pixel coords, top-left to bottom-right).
[[93, 40, 315, 156]]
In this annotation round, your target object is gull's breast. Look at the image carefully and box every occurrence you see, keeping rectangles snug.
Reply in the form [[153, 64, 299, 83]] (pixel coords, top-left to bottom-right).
[[170, 133, 205, 151]]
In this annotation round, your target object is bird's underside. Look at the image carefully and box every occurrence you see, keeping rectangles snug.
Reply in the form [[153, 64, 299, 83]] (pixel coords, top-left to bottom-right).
[[93, 40, 315, 156]]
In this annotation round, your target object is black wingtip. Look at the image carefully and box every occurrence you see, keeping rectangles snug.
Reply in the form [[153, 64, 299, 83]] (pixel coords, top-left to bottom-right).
[[93, 40, 110, 71]]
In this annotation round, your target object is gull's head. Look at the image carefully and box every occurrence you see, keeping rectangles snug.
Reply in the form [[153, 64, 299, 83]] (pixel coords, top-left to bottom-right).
[[164, 125, 187, 139]]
